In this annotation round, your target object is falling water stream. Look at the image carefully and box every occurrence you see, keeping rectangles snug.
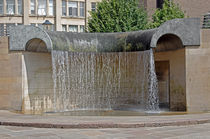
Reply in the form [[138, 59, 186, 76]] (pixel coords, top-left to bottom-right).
[[51, 49, 159, 113]]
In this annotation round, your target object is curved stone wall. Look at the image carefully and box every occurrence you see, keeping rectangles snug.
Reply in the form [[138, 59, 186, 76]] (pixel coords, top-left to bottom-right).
[[9, 18, 200, 52], [47, 29, 157, 52]]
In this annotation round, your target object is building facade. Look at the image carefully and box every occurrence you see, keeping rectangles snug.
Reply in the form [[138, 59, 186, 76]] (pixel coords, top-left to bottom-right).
[[144, 0, 210, 19], [0, 0, 101, 35], [0, 0, 209, 36]]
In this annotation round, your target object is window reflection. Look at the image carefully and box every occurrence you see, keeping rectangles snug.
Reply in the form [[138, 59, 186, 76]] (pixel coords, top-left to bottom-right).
[[49, 0, 54, 16], [68, 1, 78, 17], [7, 0, 15, 14], [38, 0, 46, 15]]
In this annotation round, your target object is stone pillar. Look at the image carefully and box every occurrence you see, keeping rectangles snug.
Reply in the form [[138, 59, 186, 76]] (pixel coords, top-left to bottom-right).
[[85, 0, 88, 28], [66, 0, 68, 16], [55, 0, 61, 31], [23, 0, 30, 25], [77, 1, 79, 17], [46, 0, 49, 16], [15, 0, 18, 14], [146, 0, 156, 18], [3, 0, 6, 14], [35, 0, 37, 15]]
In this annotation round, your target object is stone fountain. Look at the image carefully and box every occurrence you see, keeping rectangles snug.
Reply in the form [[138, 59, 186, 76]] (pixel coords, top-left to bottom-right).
[[4, 18, 201, 114]]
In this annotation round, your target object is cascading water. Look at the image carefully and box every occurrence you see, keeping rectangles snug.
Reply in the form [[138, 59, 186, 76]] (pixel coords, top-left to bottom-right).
[[51, 50, 159, 112], [146, 49, 160, 111]]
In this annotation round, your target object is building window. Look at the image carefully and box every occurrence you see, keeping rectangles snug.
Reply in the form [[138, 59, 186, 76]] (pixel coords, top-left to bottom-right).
[[80, 2, 85, 17], [62, 25, 67, 31], [49, 0, 54, 16], [91, 2, 96, 12], [62, 0, 66, 16], [69, 25, 78, 32], [30, 0, 35, 14], [6, 0, 15, 14], [156, 0, 164, 9], [37, 0, 46, 15], [80, 25, 85, 32], [18, 0, 22, 14], [68, 1, 78, 17], [0, 0, 3, 14]]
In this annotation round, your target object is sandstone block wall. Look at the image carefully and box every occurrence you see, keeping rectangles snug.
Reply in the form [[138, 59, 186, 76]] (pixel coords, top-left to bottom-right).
[[145, 0, 209, 19], [173, 0, 209, 18], [21, 52, 54, 114], [185, 29, 210, 112], [154, 29, 210, 112], [0, 37, 22, 111]]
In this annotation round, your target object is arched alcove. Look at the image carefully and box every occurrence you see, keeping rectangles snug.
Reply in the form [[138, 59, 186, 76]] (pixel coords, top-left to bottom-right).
[[25, 38, 48, 52], [155, 34, 183, 52], [154, 33, 187, 111]]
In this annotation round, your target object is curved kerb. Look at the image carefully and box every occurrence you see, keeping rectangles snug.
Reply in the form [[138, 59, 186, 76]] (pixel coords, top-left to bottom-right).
[[9, 18, 200, 53]]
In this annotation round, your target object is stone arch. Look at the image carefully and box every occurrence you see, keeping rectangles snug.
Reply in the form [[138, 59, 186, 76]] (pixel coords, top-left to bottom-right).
[[9, 25, 52, 52], [25, 38, 48, 52], [150, 18, 200, 49], [155, 34, 183, 52]]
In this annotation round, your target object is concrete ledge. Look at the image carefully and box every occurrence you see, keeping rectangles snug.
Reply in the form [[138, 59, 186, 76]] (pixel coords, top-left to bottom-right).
[[0, 111, 210, 129]]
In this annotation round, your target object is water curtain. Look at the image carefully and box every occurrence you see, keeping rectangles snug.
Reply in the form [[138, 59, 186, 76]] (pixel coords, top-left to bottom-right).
[[52, 50, 159, 112]]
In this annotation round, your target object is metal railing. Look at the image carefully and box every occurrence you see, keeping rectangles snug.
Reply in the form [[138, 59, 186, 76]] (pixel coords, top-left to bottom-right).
[[0, 23, 16, 37], [203, 12, 210, 29], [0, 24, 6, 36]]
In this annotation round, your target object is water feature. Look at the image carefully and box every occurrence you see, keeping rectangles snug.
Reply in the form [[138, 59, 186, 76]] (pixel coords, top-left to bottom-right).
[[51, 49, 159, 113]]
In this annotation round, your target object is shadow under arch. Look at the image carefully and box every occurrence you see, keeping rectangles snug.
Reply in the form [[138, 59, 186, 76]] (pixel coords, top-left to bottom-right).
[[155, 34, 183, 52], [25, 38, 48, 52]]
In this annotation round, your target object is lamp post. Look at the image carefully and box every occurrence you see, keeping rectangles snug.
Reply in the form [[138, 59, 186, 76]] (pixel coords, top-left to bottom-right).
[[42, 20, 53, 31]]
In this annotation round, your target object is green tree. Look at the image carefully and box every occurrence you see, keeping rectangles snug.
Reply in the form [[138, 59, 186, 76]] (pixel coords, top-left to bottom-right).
[[149, 0, 185, 28], [87, 0, 148, 32]]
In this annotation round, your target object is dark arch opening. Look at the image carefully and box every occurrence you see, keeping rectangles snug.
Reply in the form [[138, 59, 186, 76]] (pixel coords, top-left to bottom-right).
[[155, 34, 183, 52], [25, 38, 48, 52]]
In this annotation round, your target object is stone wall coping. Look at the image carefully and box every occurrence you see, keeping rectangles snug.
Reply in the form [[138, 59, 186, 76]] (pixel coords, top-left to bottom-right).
[[9, 18, 200, 52]]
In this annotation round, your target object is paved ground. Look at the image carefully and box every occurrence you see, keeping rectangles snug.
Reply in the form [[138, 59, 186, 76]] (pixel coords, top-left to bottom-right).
[[1, 123, 210, 139]]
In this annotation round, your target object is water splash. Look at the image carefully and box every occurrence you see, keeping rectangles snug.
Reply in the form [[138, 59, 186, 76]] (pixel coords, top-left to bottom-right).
[[51, 50, 159, 112]]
